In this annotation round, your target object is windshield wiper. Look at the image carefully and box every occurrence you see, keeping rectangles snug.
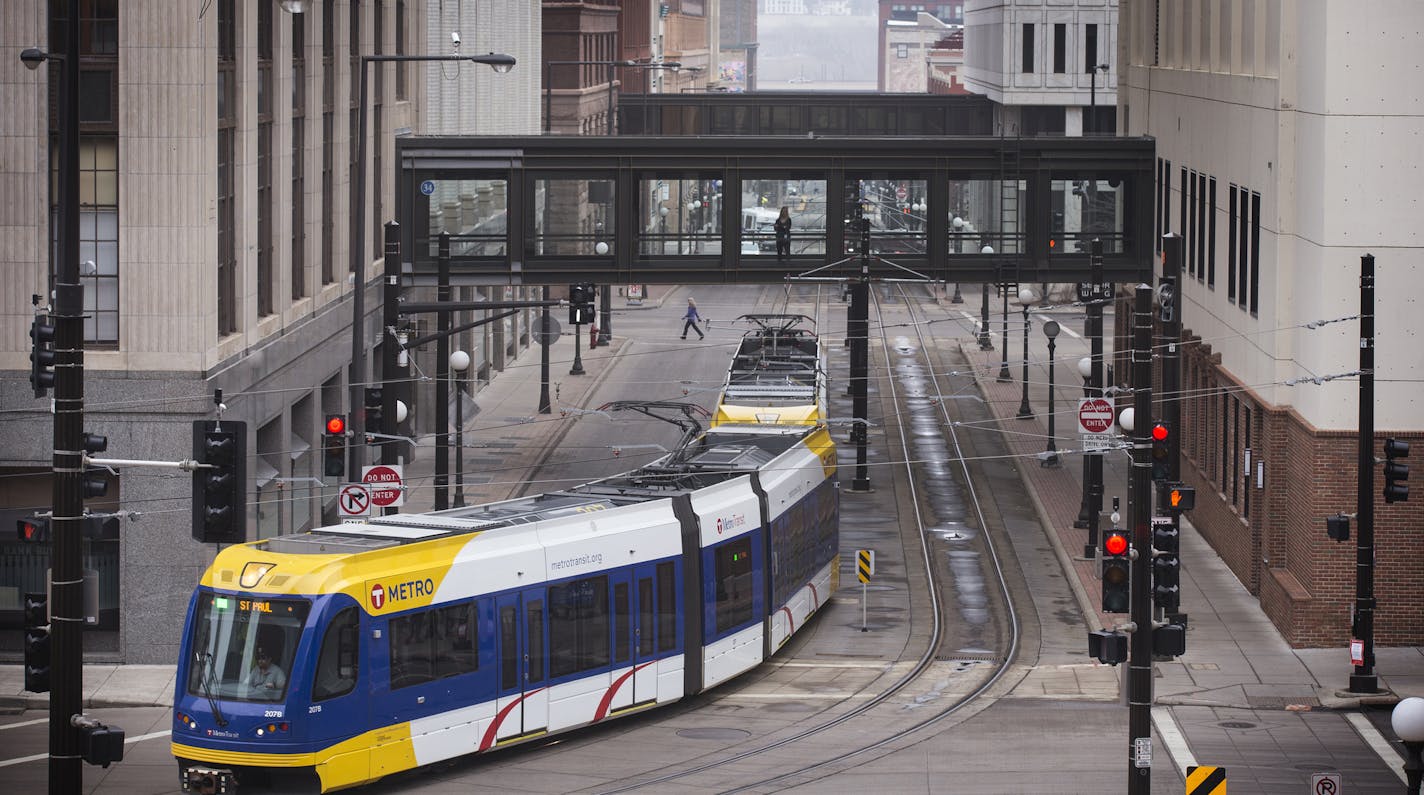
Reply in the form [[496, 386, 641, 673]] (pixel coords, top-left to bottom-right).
[[197, 651, 228, 727]]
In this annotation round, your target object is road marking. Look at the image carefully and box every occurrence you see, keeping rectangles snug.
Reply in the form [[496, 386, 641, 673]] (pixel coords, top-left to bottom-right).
[[1345, 712, 1406, 783], [0, 728, 170, 768], [1035, 313, 1082, 338], [0, 752, 47, 768], [127, 729, 173, 744], [0, 718, 49, 731], [1151, 706, 1196, 777]]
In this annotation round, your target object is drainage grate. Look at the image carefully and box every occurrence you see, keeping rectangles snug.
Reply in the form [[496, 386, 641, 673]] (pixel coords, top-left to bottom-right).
[[1218, 720, 1257, 729], [1246, 695, 1320, 709]]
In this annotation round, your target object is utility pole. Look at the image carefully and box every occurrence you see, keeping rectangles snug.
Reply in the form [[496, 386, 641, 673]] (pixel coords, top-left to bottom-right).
[[1127, 283, 1155, 794], [1351, 253, 1379, 694], [1081, 238, 1107, 557], [381, 222, 401, 470], [52, 1, 85, 789], [850, 217, 872, 492], [1159, 235, 1184, 625], [434, 233, 451, 510]]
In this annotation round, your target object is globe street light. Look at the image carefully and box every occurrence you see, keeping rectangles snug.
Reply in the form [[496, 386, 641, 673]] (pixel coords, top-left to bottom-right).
[[1392, 696, 1424, 795], [1016, 286, 1036, 419], [997, 265, 1013, 382], [1041, 320, 1061, 466], [449, 350, 471, 507]]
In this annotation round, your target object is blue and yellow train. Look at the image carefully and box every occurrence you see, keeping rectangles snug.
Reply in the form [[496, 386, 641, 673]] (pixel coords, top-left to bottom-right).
[[713, 314, 828, 427], [173, 419, 838, 793]]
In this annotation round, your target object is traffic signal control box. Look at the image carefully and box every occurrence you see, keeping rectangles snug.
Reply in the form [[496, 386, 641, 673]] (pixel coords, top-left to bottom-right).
[[192, 420, 248, 544], [1384, 437, 1410, 503]]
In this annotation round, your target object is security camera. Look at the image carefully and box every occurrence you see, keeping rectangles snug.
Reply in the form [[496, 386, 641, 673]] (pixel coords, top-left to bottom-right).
[[451, 31, 461, 48]]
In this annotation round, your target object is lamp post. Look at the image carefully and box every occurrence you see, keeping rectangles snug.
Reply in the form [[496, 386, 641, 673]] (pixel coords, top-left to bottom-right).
[[1016, 286, 1036, 419], [449, 350, 470, 507], [350, 51, 514, 477], [1393, 697, 1424, 795], [1088, 63, 1109, 135], [978, 245, 994, 350], [997, 265, 1013, 381], [595, 235, 612, 345], [1041, 320, 1060, 466], [949, 215, 965, 303]]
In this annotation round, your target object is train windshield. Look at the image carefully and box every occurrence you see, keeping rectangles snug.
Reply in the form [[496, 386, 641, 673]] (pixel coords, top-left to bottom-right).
[[186, 592, 310, 703]]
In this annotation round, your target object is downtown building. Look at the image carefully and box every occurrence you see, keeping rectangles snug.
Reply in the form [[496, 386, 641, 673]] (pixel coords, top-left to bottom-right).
[[0, 0, 539, 664], [1117, 0, 1424, 646]]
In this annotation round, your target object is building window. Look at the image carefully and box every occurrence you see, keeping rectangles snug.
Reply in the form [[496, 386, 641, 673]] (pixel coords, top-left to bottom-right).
[[1227, 184, 1237, 302], [1207, 177, 1217, 288], [1237, 185, 1250, 310], [1155, 158, 1164, 253], [395, 0, 407, 100], [1022, 23, 1035, 73], [1186, 169, 1195, 278], [217, 0, 237, 336], [321, 0, 335, 286], [1053, 24, 1066, 73], [1179, 166, 1187, 247], [292, 12, 307, 302], [896, 43, 909, 59], [79, 139, 119, 344], [1249, 191, 1261, 315], [258, 1, 274, 316], [1085, 24, 1099, 73]]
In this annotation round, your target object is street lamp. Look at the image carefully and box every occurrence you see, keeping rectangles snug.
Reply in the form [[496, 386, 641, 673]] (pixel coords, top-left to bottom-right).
[[949, 216, 966, 304], [594, 224, 611, 345], [1393, 697, 1424, 795], [1088, 63, 1109, 135], [997, 266, 1013, 381], [351, 51, 514, 477], [449, 350, 470, 507], [978, 245, 994, 350], [1016, 286, 1036, 419], [1041, 320, 1061, 466]]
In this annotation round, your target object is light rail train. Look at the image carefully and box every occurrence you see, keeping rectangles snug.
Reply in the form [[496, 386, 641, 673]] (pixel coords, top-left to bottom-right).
[[173, 414, 838, 793], [713, 314, 828, 427]]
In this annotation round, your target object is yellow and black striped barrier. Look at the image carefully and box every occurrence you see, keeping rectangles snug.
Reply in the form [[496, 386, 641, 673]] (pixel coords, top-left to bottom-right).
[[1186, 765, 1225, 795], [857, 549, 874, 583]]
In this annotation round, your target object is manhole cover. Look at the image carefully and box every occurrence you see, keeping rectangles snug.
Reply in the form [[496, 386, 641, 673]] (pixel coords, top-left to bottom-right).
[[1218, 720, 1257, 729], [676, 727, 752, 740]]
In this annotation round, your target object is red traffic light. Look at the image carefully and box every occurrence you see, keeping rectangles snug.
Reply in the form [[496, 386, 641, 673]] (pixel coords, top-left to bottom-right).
[[1151, 423, 1169, 442], [1104, 532, 1129, 556], [325, 415, 346, 435]]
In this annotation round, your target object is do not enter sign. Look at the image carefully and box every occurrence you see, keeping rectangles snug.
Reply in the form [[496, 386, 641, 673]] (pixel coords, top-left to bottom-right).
[[362, 465, 405, 507], [1079, 398, 1115, 434]]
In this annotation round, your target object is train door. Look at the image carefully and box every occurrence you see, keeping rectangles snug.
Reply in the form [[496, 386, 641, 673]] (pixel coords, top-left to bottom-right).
[[493, 589, 549, 742], [606, 574, 635, 713], [631, 566, 659, 704]]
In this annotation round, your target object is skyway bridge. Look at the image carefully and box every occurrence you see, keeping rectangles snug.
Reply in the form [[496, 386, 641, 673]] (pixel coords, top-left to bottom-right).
[[395, 134, 1155, 287]]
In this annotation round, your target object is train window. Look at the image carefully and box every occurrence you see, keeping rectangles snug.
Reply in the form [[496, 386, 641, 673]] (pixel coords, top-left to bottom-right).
[[389, 611, 434, 689], [548, 576, 610, 678], [526, 599, 546, 685], [656, 562, 677, 652], [185, 593, 309, 704], [638, 578, 654, 656], [613, 582, 630, 663], [312, 607, 358, 701], [433, 602, 478, 679], [714, 538, 754, 633], [499, 606, 517, 690]]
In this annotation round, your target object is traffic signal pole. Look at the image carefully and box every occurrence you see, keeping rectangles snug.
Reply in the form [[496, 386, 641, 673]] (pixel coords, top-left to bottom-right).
[[434, 233, 451, 510], [1160, 235, 1185, 626], [1128, 284, 1155, 795], [1350, 253, 1379, 693], [50, 1, 86, 790]]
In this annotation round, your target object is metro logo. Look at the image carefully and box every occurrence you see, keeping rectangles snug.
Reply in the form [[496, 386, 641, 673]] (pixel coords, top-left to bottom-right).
[[368, 577, 435, 611]]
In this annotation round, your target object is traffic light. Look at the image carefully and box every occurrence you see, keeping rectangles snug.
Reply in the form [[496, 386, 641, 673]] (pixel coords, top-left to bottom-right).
[[1088, 629, 1128, 666], [568, 283, 596, 326], [17, 516, 50, 542], [81, 431, 109, 498], [1152, 622, 1187, 658], [364, 388, 384, 443], [1383, 437, 1410, 503], [1156, 276, 1176, 323], [191, 420, 247, 544], [324, 415, 347, 479], [1101, 530, 1131, 613], [1153, 520, 1181, 611], [24, 591, 50, 693], [29, 313, 56, 398], [1150, 422, 1171, 481], [1326, 514, 1350, 542]]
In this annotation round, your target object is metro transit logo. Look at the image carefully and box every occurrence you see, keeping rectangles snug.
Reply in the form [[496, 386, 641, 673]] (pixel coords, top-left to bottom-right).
[[368, 577, 435, 611]]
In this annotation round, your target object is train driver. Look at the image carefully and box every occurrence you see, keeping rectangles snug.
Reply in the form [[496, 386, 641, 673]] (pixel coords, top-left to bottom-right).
[[248, 648, 287, 694]]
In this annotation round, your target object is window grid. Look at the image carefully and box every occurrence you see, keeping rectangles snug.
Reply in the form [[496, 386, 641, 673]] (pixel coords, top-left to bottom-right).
[[217, 0, 237, 335], [292, 12, 307, 301]]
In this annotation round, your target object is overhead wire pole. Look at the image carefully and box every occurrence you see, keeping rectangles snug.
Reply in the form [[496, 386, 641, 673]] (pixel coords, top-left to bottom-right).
[[851, 216, 872, 492], [1160, 234, 1185, 623], [1127, 283, 1155, 795], [50, 0, 85, 789], [1351, 253, 1379, 693]]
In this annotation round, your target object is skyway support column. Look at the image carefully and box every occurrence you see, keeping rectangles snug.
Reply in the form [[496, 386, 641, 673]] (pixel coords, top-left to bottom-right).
[[1128, 283, 1155, 795]]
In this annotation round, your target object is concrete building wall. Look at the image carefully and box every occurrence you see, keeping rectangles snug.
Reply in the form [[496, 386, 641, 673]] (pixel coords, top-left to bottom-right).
[[1118, 0, 1424, 646]]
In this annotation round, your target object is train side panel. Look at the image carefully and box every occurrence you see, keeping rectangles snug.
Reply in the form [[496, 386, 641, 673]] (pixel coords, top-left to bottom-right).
[[759, 445, 839, 653], [689, 476, 766, 689]]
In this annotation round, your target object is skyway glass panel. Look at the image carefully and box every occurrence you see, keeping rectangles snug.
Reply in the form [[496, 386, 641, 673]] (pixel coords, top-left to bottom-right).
[[741, 177, 828, 257], [947, 176, 1025, 257], [418, 177, 509, 257], [845, 177, 929, 256], [639, 176, 723, 256], [531, 176, 616, 257], [1050, 178, 1128, 255]]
